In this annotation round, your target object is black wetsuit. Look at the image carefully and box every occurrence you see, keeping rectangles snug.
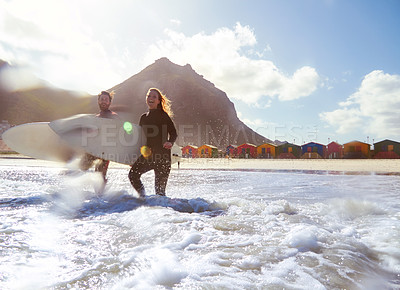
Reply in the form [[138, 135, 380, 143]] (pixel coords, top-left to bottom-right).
[[128, 108, 177, 196]]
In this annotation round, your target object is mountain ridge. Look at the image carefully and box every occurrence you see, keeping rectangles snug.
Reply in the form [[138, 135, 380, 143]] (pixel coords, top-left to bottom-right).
[[0, 57, 273, 148]]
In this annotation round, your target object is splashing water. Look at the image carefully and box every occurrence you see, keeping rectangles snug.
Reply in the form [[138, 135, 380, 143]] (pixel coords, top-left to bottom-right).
[[0, 163, 399, 289]]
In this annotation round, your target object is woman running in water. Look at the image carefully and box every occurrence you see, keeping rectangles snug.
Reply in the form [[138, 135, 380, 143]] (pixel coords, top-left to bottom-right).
[[128, 88, 177, 197]]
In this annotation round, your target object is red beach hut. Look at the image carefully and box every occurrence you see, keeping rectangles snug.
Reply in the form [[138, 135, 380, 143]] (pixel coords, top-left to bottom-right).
[[327, 142, 343, 159], [237, 143, 257, 158]]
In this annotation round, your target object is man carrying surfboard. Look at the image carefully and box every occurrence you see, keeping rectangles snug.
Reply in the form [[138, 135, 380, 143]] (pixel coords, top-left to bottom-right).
[[79, 90, 118, 185], [128, 88, 177, 198]]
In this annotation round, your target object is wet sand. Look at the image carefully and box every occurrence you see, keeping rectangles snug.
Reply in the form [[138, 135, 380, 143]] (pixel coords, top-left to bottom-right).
[[1, 154, 399, 173], [176, 158, 400, 173]]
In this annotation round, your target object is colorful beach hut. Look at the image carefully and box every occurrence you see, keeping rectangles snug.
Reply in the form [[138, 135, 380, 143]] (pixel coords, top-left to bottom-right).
[[226, 145, 238, 158], [373, 139, 400, 159], [257, 143, 276, 159], [276, 142, 301, 159], [198, 144, 219, 158], [237, 143, 257, 158], [181, 145, 198, 158], [301, 142, 326, 159], [343, 141, 370, 159], [327, 142, 343, 159]]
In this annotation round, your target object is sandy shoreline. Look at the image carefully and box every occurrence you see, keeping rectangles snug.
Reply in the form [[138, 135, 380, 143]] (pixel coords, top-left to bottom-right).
[[1, 154, 399, 174], [177, 158, 400, 173]]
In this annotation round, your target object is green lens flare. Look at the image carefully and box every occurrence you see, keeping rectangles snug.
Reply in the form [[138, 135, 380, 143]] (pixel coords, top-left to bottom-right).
[[123, 122, 133, 134]]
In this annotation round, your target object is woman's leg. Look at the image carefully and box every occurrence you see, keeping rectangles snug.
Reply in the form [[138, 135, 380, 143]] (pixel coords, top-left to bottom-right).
[[154, 161, 171, 196], [128, 156, 151, 197]]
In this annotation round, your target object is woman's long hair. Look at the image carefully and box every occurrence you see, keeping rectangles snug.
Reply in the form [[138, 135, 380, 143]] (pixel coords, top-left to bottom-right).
[[147, 88, 173, 117]]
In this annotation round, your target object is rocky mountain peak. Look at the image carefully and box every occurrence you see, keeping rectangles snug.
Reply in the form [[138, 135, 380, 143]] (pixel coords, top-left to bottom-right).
[[109, 58, 271, 148]]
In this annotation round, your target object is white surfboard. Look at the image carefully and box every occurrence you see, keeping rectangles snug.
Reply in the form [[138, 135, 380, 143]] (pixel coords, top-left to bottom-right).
[[2, 122, 86, 162], [49, 114, 181, 165]]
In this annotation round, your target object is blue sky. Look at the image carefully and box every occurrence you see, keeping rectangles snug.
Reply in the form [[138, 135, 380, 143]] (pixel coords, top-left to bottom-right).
[[1, 0, 399, 145]]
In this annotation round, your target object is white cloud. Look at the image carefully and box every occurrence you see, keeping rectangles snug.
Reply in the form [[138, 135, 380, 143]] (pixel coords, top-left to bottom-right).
[[279, 66, 319, 101], [320, 70, 400, 138], [242, 117, 320, 144], [0, 0, 122, 93], [170, 19, 181, 26], [0, 1, 319, 101], [142, 22, 320, 105], [241, 117, 279, 141], [319, 108, 363, 134]]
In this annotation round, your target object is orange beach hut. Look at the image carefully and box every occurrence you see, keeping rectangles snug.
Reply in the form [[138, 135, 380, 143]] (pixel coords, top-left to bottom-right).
[[257, 143, 276, 158], [182, 145, 198, 158], [198, 144, 218, 158], [343, 141, 370, 158]]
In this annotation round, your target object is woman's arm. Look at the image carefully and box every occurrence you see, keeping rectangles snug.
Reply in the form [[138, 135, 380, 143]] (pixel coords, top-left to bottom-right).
[[163, 114, 177, 149]]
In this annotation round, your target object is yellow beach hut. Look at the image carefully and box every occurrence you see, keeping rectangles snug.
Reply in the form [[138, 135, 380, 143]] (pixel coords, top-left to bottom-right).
[[257, 143, 276, 158], [198, 144, 219, 158]]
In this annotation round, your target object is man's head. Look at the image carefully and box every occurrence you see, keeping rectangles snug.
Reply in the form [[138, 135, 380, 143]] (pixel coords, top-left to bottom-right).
[[98, 91, 114, 111]]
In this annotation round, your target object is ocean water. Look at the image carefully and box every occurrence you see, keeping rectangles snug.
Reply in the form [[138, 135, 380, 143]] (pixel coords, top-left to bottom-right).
[[0, 162, 399, 289]]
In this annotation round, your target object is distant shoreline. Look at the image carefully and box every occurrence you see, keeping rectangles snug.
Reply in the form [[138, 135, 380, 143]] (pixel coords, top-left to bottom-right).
[[176, 158, 400, 174], [1, 154, 399, 174]]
